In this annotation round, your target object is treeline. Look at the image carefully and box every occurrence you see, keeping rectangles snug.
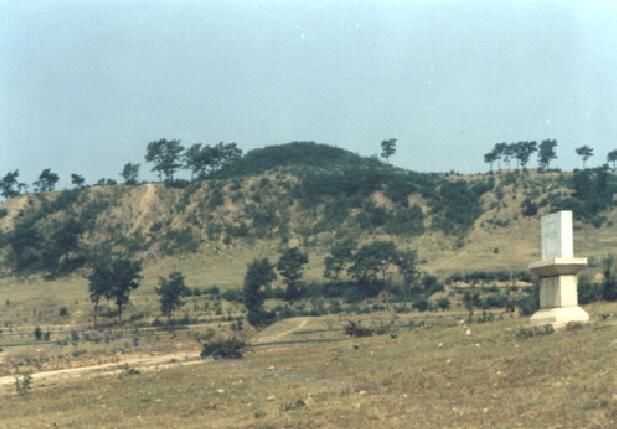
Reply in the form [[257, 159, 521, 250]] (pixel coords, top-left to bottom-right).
[[484, 139, 617, 172], [242, 240, 441, 326]]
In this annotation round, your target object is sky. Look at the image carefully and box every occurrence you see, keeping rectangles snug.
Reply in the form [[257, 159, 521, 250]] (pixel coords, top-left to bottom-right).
[[1, 0, 617, 187]]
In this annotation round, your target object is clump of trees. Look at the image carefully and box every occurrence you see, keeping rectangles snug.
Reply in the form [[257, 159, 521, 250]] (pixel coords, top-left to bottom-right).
[[88, 251, 142, 325], [484, 141, 543, 172], [144, 138, 242, 183]]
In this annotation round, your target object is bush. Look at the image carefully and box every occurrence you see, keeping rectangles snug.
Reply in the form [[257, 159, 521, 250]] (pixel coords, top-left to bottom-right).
[[344, 321, 373, 337], [200, 337, 247, 359], [518, 286, 539, 316], [15, 373, 32, 395], [578, 277, 604, 304], [221, 288, 244, 303], [33, 326, 42, 340], [59, 306, 69, 316]]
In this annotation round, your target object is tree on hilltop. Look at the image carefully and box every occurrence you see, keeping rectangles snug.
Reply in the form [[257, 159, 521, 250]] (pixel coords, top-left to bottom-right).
[[576, 145, 594, 169], [537, 139, 558, 170], [33, 168, 59, 192], [380, 138, 397, 164], [120, 163, 140, 185], [484, 151, 497, 172], [145, 138, 185, 182], [607, 149, 617, 172], [1, 170, 24, 199], [70, 173, 85, 188]]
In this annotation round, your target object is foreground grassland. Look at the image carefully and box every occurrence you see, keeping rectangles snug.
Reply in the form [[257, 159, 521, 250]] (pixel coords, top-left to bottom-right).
[[1, 304, 616, 428]]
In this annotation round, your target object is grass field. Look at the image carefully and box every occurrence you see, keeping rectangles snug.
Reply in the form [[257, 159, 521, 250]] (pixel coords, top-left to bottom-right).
[[1, 303, 616, 428]]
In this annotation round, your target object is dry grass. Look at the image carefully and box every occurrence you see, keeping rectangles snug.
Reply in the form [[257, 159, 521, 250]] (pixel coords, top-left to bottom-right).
[[1, 303, 616, 428]]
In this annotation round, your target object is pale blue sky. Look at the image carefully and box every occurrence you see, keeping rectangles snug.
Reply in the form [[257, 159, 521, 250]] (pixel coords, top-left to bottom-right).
[[1, 0, 616, 187]]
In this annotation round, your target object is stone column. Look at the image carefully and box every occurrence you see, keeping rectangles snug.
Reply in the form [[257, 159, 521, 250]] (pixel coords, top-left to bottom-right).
[[528, 210, 589, 327]]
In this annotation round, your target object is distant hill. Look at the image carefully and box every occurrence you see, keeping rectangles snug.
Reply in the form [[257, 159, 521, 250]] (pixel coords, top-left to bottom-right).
[[1, 142, 616, 280]]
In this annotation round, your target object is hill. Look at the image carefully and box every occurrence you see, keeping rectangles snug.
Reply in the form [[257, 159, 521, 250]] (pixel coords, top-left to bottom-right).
[[1, 142, 616, 285]]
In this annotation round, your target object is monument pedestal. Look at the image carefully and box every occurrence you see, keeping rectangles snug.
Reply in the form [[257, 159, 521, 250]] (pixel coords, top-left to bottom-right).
[[528, 211, 589, 328], [530, 307, 589, 328]]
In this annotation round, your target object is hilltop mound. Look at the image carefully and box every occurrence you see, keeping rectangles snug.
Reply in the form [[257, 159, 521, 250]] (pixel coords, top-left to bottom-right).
[[214, 141, 381, 178]]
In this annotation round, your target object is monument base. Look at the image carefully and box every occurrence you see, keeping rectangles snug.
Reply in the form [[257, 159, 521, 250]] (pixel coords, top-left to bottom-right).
[[530, 306, 589, 328]]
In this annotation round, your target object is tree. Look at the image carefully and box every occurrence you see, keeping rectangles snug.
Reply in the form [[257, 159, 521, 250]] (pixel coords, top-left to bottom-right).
[[244, 258, 277, 326], [88, 255, 142, 324], [277, 247, 309, 300], [576, 145, 594, 169], [537, 139, 558, 170], [70, 173, 85, 188], [323, 239, 356, 281], [607, 149, 617, 172], [348, 241, 398, 283], [603, 255, 617, 301], [33, 168, 59, 192], [1, 170, 24, 199], [437, 297, 450, 311], [463, 291, 479, 321], [88, 254, 112, 327], [145, 138, 185, 182], [156, 271, 190, 320], [483, 151, 497, 172], [492, 142, 507, 169], [513, 141, 537, 170], [48, 218, 85, 274], [120, 163, 140, 185], [184, 143, 205, 180], [380, 138, 397, 164]]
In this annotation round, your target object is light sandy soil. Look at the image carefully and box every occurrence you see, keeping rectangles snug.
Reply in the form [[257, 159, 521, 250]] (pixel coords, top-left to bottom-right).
[[0, 350, 202, 393], [0, 317, 313, 394]]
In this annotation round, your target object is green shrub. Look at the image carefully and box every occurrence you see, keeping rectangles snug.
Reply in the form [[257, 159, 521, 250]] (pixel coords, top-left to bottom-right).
[[200, 337, 247, 359], [15, 373, 32, 395]]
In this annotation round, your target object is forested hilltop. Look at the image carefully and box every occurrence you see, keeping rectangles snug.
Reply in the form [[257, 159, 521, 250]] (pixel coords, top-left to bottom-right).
[[1, 141, 616, 280]]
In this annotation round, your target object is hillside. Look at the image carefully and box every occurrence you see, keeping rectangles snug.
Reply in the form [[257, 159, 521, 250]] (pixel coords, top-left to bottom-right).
[[1, 142, 616, 287]]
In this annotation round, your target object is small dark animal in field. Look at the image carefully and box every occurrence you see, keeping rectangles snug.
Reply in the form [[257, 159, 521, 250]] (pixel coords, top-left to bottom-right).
[[352, 344, 360, 350], [600, 313, 610, 320], [390, 333, 398, 339]]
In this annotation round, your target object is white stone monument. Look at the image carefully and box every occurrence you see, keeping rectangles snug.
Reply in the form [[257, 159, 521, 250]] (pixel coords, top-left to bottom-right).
[[528, 210, 589, 327]]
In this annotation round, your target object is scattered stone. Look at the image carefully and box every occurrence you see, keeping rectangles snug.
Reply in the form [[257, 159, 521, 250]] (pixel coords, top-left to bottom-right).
[[438, 343, 444, 348], [267, 365, 275, 371], [464, 327, 471, 336], [216, 389, 225, 393], [358, 390, 367, 395], [267, 395, 275, 401]]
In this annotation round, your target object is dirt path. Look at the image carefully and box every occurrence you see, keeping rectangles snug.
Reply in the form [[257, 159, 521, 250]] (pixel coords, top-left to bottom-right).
[[0, 350, 203, 392], [0, 318, 313, 395], [251, 317, 311, 344]]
